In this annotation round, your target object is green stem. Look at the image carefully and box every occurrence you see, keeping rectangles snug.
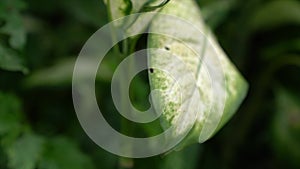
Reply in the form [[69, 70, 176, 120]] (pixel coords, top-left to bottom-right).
[[118, 52, 134, 169], [119, 157, 134, 169], [107, 1, 140, 164], [117, 37, 138, 169], [107, 0, 121, 54]]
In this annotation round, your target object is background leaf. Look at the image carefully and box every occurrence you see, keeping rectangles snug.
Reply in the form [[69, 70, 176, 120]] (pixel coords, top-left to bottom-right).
[[272, 87, 300, 169], [0, 45, 28, 73], [0, 92, 22, 137], [0, 0, 26, 49], [7, 133, 44, 169], [39, 137, 95, 169], [249, 0, 300, 31]]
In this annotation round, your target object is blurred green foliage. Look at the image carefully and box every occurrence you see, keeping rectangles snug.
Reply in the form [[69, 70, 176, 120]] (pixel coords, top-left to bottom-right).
[[0, 0, 300, 169]]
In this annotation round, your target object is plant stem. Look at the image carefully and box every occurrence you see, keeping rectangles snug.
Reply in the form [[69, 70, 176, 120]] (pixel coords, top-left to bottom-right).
[[107, 0, 121, 54], [117, 37, 138, 169], [119, 157, 134, 169]]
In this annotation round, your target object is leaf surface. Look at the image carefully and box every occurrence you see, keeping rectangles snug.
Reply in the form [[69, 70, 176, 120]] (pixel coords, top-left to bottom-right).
[[39, 137, 95, 169], [148, 0, 248, 147], [0, 45, 28, 73], [7, 133, 44, 169]]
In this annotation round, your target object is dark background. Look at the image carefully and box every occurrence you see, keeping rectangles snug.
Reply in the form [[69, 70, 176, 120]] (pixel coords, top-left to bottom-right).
[[0, 0, 299, 169]]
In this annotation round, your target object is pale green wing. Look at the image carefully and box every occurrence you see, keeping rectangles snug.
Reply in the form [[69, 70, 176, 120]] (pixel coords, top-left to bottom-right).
[[148, 0, 248, 147]]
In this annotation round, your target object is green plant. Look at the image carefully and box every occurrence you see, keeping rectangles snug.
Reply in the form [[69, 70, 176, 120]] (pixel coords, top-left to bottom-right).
[[0, 0, 299, 169]]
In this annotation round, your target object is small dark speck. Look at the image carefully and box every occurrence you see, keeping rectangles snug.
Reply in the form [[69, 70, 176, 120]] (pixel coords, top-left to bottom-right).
[[149, 68, 154, 73], [165, 46, 170, 50]]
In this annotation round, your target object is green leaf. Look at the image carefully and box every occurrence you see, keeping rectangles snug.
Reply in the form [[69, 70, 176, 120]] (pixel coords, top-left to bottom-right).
[[148, 0, 248, 148], [0, 0, 27, 49], [7, 133, 45, 169], [249, 0, 300, 31], [0, 13, 26, 49], [159, 144, 200, 169], [261, 39, 300, 61], [272, 87, 300, 168], [24, 57, 112, 87], [24, 58, 77, 87], [61, 0, 107, 27], [0, 92, 22, 136], [0, 0, 28, 73], [0, 44, 28, 73], [201, 0, 236, 28], [39, 137, 95, 169]]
